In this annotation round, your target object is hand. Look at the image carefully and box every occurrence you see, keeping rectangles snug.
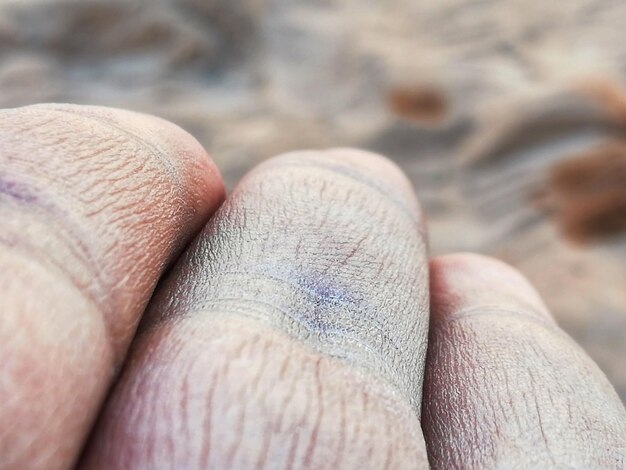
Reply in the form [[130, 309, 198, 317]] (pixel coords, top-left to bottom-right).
[[1, 104, 625, 470]]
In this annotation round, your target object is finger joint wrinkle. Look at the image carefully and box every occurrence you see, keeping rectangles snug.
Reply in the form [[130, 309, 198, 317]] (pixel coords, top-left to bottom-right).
[[160, 266, 419, 402]]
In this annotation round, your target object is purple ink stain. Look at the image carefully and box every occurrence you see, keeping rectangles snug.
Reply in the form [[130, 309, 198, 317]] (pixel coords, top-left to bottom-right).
[[297, 272, 352, 305], [0, 174, 38, 204], [251, 262, 400, 355], [294, 269, 371, 335]]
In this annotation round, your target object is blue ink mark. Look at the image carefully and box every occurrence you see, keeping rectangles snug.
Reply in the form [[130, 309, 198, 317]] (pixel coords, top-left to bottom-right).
[[293, 269, 364, 335], [297, 272, 352, 305], [250, 262, 397, 348], [0, 174, 38, 204]]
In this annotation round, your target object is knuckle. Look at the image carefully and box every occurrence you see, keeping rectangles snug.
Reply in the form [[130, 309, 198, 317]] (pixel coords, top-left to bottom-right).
[[0, 104, 217, 346]]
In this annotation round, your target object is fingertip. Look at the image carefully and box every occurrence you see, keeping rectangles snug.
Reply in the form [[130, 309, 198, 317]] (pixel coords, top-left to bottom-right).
[[266, 147, 409, 177], [245, 148, 426, 243], [29, 103, 226, 217], [429, 252, 552, 322]]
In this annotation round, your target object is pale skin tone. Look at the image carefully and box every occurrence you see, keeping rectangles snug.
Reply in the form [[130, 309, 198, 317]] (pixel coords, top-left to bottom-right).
[[0, 104, 625, 470]]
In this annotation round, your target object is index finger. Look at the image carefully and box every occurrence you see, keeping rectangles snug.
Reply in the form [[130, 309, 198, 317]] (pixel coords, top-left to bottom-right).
[[0, 104, 224, 469]]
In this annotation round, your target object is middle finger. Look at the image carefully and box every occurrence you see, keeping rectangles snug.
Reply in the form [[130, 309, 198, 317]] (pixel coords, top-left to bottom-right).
[[82, 149, 431, 469]]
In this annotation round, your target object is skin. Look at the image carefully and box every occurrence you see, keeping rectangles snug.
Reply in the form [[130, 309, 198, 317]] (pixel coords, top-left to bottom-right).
[[0, 104, 624, 470]]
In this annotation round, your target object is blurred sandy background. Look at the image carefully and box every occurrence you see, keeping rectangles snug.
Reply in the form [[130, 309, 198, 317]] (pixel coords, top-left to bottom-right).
[[1, 0, 625, 401]]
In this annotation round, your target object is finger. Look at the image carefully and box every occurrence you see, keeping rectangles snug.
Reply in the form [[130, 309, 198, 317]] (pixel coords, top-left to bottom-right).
[[81, 149, 431, 469], [0, 104, 224, 469], [423, 253, 626, 469]]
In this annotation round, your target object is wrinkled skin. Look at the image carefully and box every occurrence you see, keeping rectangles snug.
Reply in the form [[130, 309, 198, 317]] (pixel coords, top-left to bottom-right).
[[0, 104, 624, 470]]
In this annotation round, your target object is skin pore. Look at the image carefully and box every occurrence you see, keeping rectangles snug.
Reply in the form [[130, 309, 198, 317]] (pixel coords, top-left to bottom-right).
[[0, 104, 625, 469]]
